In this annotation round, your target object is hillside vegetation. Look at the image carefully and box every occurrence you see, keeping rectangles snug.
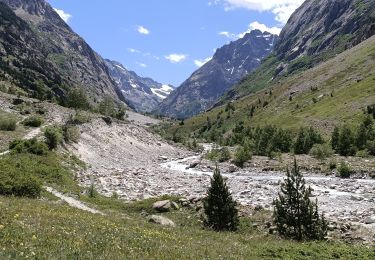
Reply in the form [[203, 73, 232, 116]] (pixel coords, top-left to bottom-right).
[[171, 35, 375, 139]]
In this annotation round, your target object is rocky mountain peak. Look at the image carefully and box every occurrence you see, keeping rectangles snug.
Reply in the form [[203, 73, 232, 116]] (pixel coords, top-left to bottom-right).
[[156, 30, 278, 119]]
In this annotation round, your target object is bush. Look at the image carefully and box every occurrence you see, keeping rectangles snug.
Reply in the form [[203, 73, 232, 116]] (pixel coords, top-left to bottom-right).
[[203, 166, 239, 231], [233, 146, 251, 168], [68, 112, 91, 125], [22, 115, 44, 127], [274, 159, 328, 241], [0, 116, 17, 131], [206, 147, 231, 162], [44, 126, 63, 150], [0, 173, 41, 198], [338, 162, 351, 178], [63, 125, 80, 143], [328, 160, 337, 170], [294, 127, 324, 155], [309, 143, 334, 160], [356, 150, 369, 158], [9, 138, 48, 155], [66, 88, 91, 110]]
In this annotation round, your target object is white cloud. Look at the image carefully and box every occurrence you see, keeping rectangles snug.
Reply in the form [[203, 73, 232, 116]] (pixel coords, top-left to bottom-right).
[[128, 48, 140, 53], [218, 31, 237, 39], [137, 62, 147, 68], [239, 21, 281, 37], [54, 8, 72, 23], [218, 0, 304, 24], [194, 57, 212, 67], [137, 25, 150, 35], [165, 54, 187, 63]]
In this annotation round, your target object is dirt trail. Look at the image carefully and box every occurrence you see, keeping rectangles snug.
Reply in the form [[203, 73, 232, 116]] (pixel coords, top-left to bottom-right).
[[44, 187, 104, 215]]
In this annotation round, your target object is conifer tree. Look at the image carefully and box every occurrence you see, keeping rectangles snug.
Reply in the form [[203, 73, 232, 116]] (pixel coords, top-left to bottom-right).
[[331, 126, 340, 151], [203, 166, 239, 231], [274, 159, 328, 241]]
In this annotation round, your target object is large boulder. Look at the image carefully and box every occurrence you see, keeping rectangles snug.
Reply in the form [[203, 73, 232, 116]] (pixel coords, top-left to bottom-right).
[[363, 216, 375, 225], [149, 215, 175, 227], [152, 200, 172, 212]]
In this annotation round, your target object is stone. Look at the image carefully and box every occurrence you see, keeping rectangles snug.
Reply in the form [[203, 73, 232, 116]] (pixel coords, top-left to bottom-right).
[[228, 165, 237, 173], [189, 161, 200, 169], [152, 200, 171, 212], [363, 216, 375, 224], [149, 215, 175, 227], [254, 205, 263, 211]]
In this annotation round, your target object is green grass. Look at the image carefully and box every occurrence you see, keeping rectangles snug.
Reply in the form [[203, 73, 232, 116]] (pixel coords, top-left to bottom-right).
[[0, 110, 26, 152], [170, 36, 375, 140], [0, 195, 373, 259]]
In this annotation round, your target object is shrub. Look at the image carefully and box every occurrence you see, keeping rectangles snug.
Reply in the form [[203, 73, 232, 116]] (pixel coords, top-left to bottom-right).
[[203, 166, 239, 231], [206, 147, 231, 162], [0, 174, 41, 198], [0, 116, 17, 131], [233, 146, 251, 168], [63, 125, 80, 143], [328, 160, 337, 170], [356, 150, 369, 158], [338, 162, 351, 178], [9, 138, 48, 155], [309, 143, 334, 160], [294, 127, 324, 155], [274, 159, 328, 241], [88, 183, 98, 198], [66, 88, 91, 110], [44, 126, 63, 150], [367, 140, 375, 156], [68, 112, 91, 125], [22, 116, 44, 127]]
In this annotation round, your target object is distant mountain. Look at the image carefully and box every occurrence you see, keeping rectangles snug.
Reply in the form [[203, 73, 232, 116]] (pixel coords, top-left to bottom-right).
[[156, 30, 278, 119], [105, 60, 173, 113], [228, 0, 375, 99], [0, 0, 124, 104]]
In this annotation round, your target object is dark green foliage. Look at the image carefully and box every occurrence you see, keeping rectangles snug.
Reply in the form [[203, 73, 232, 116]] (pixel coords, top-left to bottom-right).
[[98, 96, 126, 120], [88, 183, 98, 198], [66, 88, 91, 110], [0, 172, 41, 198], [309, 143, 333, 160], [233, 146, 252, 168], [9, 138, 48, 156], [206, 147, 231, 162], [22, 116, 44, 127], [331, 126, 340, 151], [227, 123, 293, 157], [338, 125, 356, 156], [44, 126, 63, 150], [0, 116, 17, 131], [274, 160, 328, 241], [203, 166, 239, 231], [294, 127, 324, 155], [67, 112, 91, 125], [332, 116, 374, 156], [338, 162, 351, 178]]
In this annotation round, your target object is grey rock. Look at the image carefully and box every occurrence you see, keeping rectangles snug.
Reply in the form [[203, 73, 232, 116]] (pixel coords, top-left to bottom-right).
[[152, 200, 171, 212], [149, 215, 175, 227]]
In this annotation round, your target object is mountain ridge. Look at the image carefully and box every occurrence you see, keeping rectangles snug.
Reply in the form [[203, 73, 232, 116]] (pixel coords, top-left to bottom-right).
[[105, 59, 173, 113], [156, 30, 278, 119]]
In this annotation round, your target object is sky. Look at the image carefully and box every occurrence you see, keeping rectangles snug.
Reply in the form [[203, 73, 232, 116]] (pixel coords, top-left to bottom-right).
[[47, 0, 304, 86]]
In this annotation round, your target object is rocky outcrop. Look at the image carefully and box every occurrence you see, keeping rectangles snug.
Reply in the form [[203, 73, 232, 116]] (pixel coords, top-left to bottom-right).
[[156, 30, 278, 119], [0, 0, 125, 104]]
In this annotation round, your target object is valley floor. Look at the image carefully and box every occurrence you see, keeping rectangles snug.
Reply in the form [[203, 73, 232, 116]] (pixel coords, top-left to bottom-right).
[[0, 92, 374, 258]]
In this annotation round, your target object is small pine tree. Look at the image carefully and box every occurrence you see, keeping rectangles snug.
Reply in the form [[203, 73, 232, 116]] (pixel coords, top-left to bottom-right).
[[331, 126, 340, 151], [203, 166, 239, 231], [274, 159, 328, 241]]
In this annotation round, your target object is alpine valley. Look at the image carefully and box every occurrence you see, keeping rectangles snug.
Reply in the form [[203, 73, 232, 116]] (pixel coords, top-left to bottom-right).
[[0, 0, 374, 259]]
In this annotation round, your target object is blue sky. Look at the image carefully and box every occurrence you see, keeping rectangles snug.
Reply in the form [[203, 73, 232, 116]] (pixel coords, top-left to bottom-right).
[[47, 0, 304, 86]]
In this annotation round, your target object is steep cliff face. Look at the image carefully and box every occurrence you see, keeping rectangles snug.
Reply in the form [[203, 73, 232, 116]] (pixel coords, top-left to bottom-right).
[[157, 30, 278, 119], [0, 0, 124, 103], [230, 0, 375, 99], [105, 60, 173, 113], [276, 0, 375, 62]]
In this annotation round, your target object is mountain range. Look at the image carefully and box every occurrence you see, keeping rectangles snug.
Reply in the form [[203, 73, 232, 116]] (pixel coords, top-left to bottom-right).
[[156, 30, 279, 119], [105, 60, 173, 113]]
